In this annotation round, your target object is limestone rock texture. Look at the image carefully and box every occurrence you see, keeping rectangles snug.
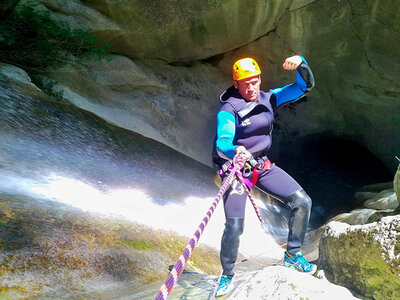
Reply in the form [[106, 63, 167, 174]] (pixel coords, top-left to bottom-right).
[[321, 181, 399, 242], [228, 266, 358, 300], [355, 185, 398, 210], [319, 217, 400, 299], [37, 0, 400, 170], [394, 162, 400, 203], [41, 0, 291, 63], [0, 64, 222, 299]]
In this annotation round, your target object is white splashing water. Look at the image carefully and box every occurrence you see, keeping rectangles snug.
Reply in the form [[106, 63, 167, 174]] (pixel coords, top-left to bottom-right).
[[0, 172, 285, 260]]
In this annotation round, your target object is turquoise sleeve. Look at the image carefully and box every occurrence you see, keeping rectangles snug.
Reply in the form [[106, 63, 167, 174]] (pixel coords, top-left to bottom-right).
[[270, 56, 313, 107], [216, 110, 237, 159]]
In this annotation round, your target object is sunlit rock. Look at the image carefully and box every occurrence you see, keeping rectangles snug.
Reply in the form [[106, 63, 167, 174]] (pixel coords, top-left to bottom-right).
[[0, 63, 40, 90], [36, 0, 400, 171], [367, 207, 400, 223], [394, 162, 400, 204], [354, 187, 398, 210], [355, 181, 394, 206], [228, 265, 358, 300], [362, 190, 398, 210], [1, 66, 311, 298], [49, 55, 226, 165], [1, 63, 223, 298], [2, 0, 400, 297], [42, 0, 291, 62], [0, 194, 221, 299], [330, 208, 378, 226], [319, 217, 400, 299], [351, 182, 399, 222], [318, 183, 398, 226]]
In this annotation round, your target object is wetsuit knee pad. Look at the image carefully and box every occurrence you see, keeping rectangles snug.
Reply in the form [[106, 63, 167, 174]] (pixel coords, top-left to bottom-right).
[[285, 190, 312, 255], [224, 217, 245, 236], [285, 189, 312, 211]]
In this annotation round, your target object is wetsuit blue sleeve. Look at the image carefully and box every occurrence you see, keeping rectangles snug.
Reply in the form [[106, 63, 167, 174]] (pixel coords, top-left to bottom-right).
[[270, 56, 315, 108], [216, 110, 237, 159]]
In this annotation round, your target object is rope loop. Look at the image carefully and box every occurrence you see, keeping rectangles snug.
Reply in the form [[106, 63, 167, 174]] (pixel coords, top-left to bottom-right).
[[155, 153, 264, 300], [155, 154, 244, 300], [233, 153, 246, 168]]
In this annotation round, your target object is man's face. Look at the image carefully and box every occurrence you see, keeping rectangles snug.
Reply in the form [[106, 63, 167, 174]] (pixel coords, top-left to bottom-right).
[[233, 76, 261, 102]]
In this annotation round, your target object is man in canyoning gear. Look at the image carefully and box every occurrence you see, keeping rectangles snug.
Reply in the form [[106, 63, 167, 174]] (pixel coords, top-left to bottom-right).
[[213, 55, 317, 296]]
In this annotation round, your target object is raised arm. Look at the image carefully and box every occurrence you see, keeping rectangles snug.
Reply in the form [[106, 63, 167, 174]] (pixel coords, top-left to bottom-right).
[[270, 55, 315, 108]]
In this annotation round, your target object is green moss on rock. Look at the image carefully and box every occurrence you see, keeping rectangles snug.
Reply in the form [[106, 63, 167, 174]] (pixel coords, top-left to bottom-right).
[[394, 162, 400, 204], [116, 239, 153, 250], [0, 195, 220, 298], [320, 223, 400, 299]]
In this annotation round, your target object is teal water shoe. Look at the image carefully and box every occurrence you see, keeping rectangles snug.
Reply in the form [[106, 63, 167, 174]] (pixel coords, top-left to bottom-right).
[[283, 251, 317, 274], [216, 275, 234, 297]]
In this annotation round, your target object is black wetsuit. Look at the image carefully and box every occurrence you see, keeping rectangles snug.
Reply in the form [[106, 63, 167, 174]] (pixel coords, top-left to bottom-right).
[[213, 57, 315, 277]]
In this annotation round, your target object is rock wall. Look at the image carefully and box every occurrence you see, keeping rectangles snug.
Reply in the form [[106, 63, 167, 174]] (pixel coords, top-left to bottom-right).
[[41, 0, 292, 62], [229, 265, 357, 300], [273, 0, 400, 172], [319, 217, 400, 299], [35, 0, 400, 170], [0, 64, 223, 298], [394, 161, 400, 203]]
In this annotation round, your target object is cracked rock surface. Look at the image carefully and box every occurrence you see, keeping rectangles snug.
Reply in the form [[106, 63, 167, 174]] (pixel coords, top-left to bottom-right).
[[35, 0, 400, 170]]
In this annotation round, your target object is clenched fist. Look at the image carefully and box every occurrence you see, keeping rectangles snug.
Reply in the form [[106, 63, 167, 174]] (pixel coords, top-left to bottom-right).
[[282, 55, 303, 70]]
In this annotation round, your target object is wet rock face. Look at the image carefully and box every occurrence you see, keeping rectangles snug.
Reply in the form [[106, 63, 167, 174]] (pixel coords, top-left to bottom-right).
[[356, 188, 398, 210], [0, 195, 220, 298], [394, 163, 400, 203], [37, 0, 400, 171], [42, 0, 291, 62], [319, 217, 400, 299], [266, 1, 400, 172], [228, 265, 357, 300], [0, 66, 223, 298]]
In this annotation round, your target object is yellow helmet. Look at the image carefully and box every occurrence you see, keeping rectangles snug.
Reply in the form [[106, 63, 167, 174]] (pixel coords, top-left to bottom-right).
[[232, 58, 261, 81]]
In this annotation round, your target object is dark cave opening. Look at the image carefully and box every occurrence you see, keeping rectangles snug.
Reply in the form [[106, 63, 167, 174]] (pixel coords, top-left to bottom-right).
[[269, 134, 395, 228]]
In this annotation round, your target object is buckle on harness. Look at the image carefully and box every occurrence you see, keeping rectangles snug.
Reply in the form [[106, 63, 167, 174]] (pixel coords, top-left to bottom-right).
[[242, 156, 258, 177], [248, 158, 271, 187], [260, 159, 272, 170], [243, 165, 252, 177], [219, 157, 272, 179]]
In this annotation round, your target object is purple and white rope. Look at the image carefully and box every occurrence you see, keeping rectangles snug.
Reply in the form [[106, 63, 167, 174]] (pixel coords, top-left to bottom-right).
[[234, 169, 264, 223], [155, 155, 246, 300], [210, 165, 265, 299]]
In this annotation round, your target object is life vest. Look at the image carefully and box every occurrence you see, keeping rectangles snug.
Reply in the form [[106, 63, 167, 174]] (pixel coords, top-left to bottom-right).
[[212, 86, 276, 169]]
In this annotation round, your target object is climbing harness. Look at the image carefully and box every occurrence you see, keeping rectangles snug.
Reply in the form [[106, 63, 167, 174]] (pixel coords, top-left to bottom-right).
[[220, 156, 272, 190], [234, 167, 263, 223], [249, 158, 272, 189], [155, 153, 276, 299], [155, 154, 249, 300], [209, 158, 279, 300]]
